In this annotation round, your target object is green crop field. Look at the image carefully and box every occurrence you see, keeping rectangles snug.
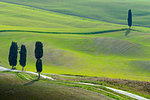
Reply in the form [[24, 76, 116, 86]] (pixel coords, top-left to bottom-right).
[[0, 0, 150, 83]]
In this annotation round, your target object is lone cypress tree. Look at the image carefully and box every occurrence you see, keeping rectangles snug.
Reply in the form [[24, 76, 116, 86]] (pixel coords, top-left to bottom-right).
[[8, 42, 18, 70], [36, 59, 42, 79], [35, 41, 43, 79], [19, 45, 27, 71], [128, 9, 132, 28]]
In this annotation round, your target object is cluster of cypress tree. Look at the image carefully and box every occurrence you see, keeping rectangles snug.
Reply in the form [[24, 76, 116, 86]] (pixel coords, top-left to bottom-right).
[[8, 41, 43, 79], [8, 42, 27, 70]]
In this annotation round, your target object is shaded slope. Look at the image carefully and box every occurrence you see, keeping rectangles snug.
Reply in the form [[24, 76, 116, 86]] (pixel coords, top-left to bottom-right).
[[1, 67, 149, 100], [0, 73, 113, 100]]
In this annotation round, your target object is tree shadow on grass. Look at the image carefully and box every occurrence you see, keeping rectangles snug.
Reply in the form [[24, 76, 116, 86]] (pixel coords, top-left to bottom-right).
[[0, 28, 127, 35], [125, 28, 131, 36], [23, 79, 39, 86]]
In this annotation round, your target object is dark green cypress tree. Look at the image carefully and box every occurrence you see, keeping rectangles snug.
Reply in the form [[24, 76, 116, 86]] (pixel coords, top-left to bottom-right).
[[19, 45, 27, 71], [128, 9, 132, 28], [35, 41, 43, 79], [35, 41, 43, 60], [8, 42, 18, 70], [36, 59, 42, 79]]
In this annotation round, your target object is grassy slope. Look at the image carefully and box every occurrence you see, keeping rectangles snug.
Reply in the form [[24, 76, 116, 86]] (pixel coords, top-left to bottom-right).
[[0, 73, 113, 100], [1, 0, 150, 27], [0, 1, 126, 33], [0, 31, 150, 81], [0, 1, 150, 82]]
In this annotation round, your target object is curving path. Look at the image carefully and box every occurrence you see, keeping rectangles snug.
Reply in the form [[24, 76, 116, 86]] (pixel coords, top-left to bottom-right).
[[0, 66, 149, 100], [0, 66, 54, 80], [76, 82, 149, 100]]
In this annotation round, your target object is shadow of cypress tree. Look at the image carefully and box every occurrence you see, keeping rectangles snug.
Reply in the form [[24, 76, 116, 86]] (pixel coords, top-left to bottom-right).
[[125, 29, 131, 36], [0, 28, 127, 35], [23, 79, 38, 86]]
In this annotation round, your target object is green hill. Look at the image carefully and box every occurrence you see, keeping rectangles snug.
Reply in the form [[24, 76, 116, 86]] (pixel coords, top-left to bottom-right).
[[1, 30, 150, 81], [0, 1, 125, 33], [0, 0, 150, 82], [1, 0, 150, 27]]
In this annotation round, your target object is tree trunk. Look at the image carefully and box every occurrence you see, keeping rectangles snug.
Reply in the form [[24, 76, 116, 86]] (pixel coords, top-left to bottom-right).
[[22, 67, 24, 72], [37, 72, 40, 80], [12, 66, 14, 70], [129, 26, 131, 29]]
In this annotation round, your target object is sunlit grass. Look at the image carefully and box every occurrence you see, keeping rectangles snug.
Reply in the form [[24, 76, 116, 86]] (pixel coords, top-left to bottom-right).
[[0, 0, 150, 82]]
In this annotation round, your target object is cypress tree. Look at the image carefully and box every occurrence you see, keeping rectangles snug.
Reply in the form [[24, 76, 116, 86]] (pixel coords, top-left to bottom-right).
[[19, 45, 27, 71], [128, 9, 132, 28], [35, 41, 43, 79], [36, 59, 42, 79], [8, 42, 18, 69], [35, 41, 43, 60]]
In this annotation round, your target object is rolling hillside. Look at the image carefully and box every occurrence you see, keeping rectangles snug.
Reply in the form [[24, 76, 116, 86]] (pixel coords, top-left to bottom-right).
[[0, 30, 150, 81], [0, 1, 125, 33], [0, 0, 150, 82], [1, 0, 150, 27]]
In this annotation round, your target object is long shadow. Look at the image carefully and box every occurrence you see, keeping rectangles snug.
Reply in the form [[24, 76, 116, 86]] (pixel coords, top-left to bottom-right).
[[23, 79, 38, 86], [0, 28, 127, 35], [125, 28, 131, 36]]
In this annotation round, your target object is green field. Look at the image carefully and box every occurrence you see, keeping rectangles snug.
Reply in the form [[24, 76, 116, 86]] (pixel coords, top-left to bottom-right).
[[1, 0, 150, 27], [0, 0, 150, 82], [0, 1, 126, 32]]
